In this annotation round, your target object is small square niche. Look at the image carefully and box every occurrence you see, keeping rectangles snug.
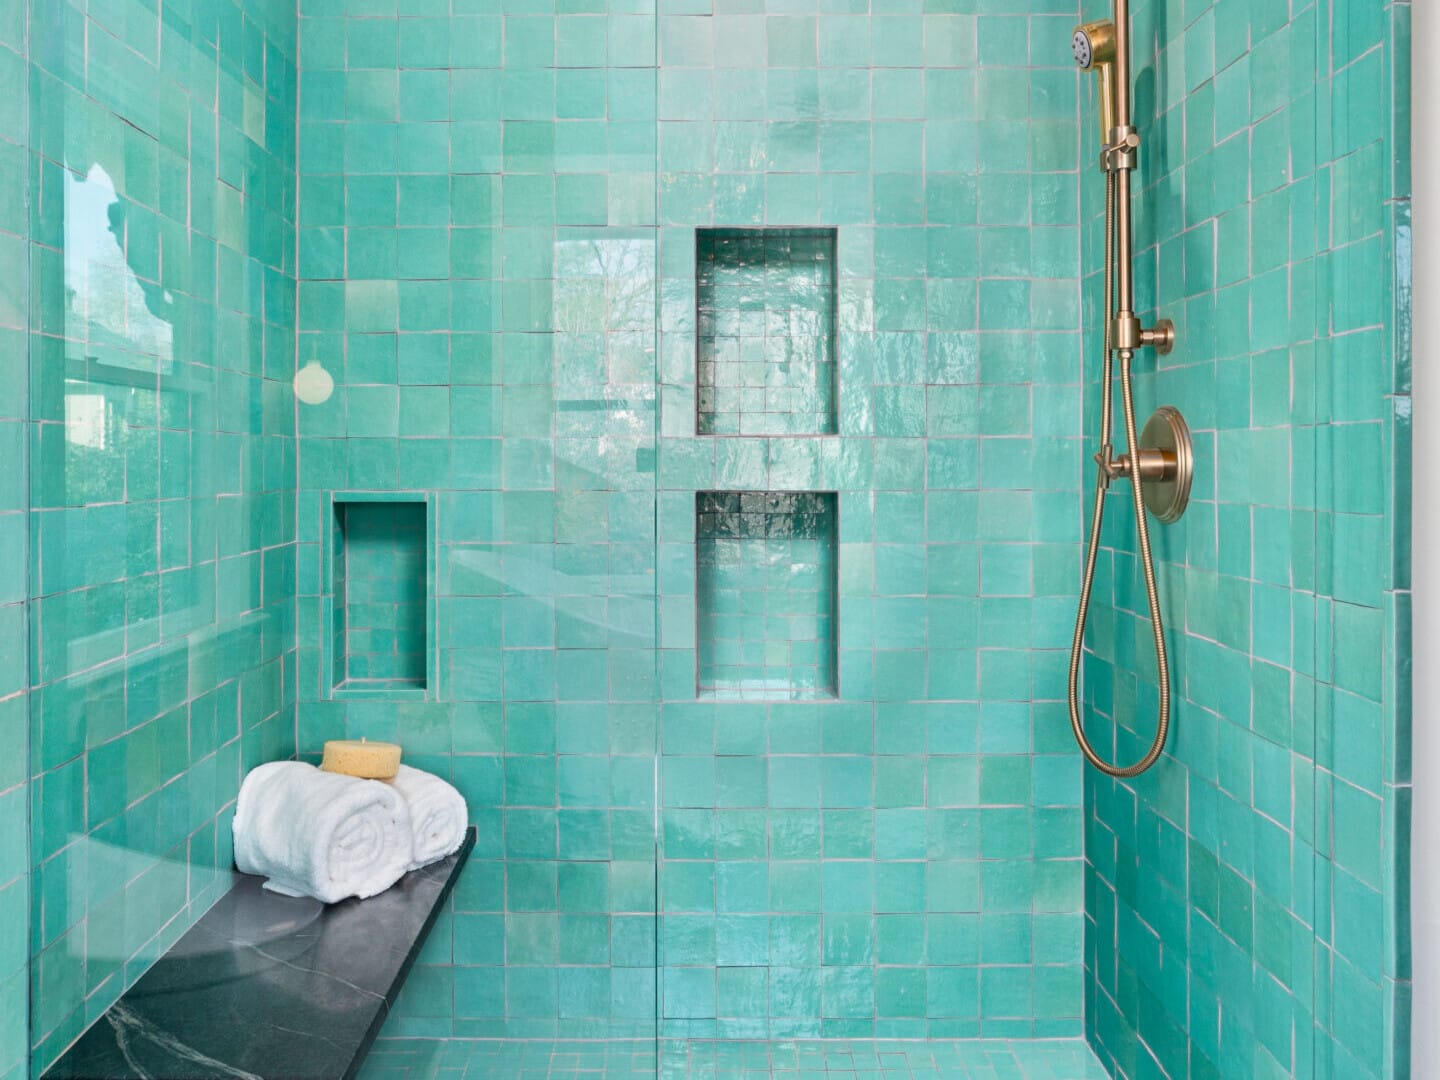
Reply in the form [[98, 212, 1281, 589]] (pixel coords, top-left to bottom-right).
[[696, 228, 838, 436], [696, 491, 838, 700], [332, 499, 430, 694]]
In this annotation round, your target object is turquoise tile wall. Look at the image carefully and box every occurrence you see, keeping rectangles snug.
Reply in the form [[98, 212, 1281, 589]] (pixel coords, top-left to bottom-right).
[[652, 0, 1085, 1035], [1078, 0, 1412, 1076], [0, 0, 29, 1075], [293, 0, 663, 1041], [294, 0, 1089, 1043], [21, 0, 299, 1071], [4, 0, 1413, 1068]]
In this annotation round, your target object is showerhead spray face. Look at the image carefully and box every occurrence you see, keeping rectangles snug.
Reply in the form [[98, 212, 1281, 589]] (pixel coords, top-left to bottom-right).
[[1072, 20, 1115, 70]]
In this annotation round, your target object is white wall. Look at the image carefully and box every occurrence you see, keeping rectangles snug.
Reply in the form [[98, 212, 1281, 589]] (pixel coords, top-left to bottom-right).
[[1413, 1, 1436, 1071]]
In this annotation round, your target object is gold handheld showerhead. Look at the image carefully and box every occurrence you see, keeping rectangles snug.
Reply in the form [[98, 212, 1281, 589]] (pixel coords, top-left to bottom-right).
[[1072, 20, 1118, 145], [1071, 20, 1115, 69], [1066, 4, 1190, 779]]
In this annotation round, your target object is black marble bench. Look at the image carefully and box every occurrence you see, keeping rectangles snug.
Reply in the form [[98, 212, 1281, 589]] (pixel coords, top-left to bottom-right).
[[43, 829, 476, 1080]]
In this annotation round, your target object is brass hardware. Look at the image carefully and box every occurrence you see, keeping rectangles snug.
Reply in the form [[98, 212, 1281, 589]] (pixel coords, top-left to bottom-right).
[[1112, 0, 1131, 130], [1073, 21, 1118, 144], [1100, 145, 1136, 172], [1111, 316, 1172, 354], [1111, 313, 1142, 350], [1089, 407, 1191, 523], [1137, 406, 1193, 524], [1100, 127, 1140, 171], [1098, 66, 1117, 148], [1101, 447, 1175, 482], [1142, 318, 1175, 355], [1072, 21, 1116, 68], [1092, 445, 1117, 488], [1115, 170, 1134, 313], [1068, 0, 1186, 780], [1130, 448, 1177, 481]]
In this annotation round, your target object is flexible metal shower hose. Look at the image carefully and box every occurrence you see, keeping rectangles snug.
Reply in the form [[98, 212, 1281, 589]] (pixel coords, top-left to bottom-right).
[[1066, 169, 1172, 778]]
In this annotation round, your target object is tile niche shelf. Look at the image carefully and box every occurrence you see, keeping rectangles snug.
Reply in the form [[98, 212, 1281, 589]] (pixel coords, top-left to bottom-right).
[[696, 227, 839, 436], [326, 494, 437, 699], [695, 491, 839, 700]]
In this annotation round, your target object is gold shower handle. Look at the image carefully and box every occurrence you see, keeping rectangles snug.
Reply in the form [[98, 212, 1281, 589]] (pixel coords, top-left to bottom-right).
[[1108, 447, 1177, 482], [1092, 405, 1193, 514], [1096, 66, 1117, 147]]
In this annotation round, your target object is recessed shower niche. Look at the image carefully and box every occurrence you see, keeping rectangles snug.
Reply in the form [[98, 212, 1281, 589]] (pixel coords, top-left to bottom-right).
[[327, 495, 437, 697], [696, 228, 839, 436], [695, 491, 839, 700]]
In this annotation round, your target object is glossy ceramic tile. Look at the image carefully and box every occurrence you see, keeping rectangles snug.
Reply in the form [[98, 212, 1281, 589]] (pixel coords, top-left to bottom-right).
[[295, 0, 665, 1044], [358, 1039, 1108, 1080], [1077, 0, 1411, 1077], [359, 1040, 659, 1080], [295, 0, 1089, 1046], [0, 0, 26, 1074], [649, 0, 1087, 1042], [696, 230, 838, 437], [20, 0, 300, 1070], [336, 501, 429, 689], [2, 0, 1410, 1072], [695, 492, 838, 698]]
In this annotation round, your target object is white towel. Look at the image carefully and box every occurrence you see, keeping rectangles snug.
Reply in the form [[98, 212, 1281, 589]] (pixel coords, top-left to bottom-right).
[[387, 764, 469, 870], [233, 761, 413, 904]]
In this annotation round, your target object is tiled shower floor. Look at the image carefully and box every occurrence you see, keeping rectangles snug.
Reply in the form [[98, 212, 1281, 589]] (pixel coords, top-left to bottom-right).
[[358, 1039, 1110, 1079]]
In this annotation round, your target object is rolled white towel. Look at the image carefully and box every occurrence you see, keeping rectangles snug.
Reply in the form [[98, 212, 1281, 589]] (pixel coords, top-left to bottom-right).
[[387, 764, 469, 871], [233, 761, 413, 904]]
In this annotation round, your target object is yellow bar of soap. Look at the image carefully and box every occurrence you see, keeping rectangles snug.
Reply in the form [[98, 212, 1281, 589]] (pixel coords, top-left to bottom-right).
[[321, 738, 401, 780]]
